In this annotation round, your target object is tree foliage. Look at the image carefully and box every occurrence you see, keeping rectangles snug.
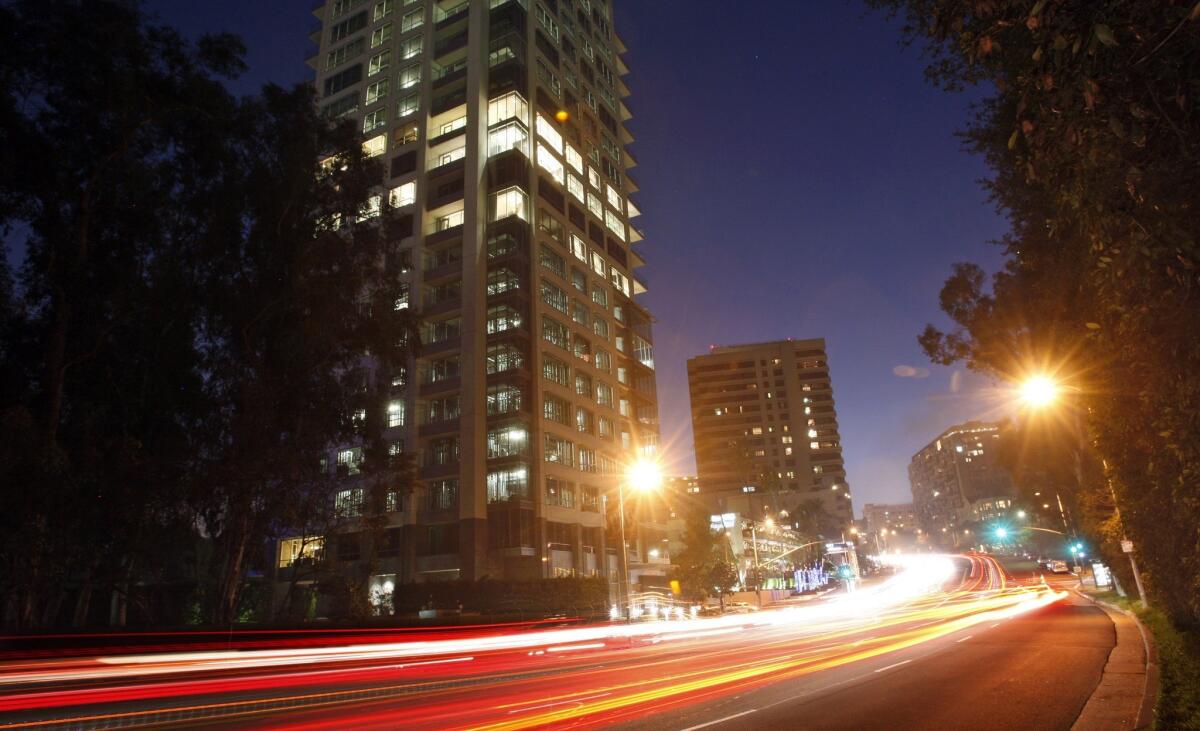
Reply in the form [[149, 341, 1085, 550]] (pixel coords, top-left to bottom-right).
[[868, 0, 1200, 625], [672, 505, 737, 601], [0, 0, 411, 628]]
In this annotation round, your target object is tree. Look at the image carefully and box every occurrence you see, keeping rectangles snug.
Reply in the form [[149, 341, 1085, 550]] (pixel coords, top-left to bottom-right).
[[867, 0, 1200, 625], [0, 0, 245, 628], [672, 504, 736, 602]]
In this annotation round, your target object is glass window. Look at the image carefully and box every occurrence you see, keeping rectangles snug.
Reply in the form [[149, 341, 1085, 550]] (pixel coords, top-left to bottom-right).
[[565, 143, 584, 173], [371, 22, 392, 48], [488, 91, 529, 126], [491, 186, 529, 222], [488, 426, 529, 459], [486, 384, 522, 415], [488, 120, 528, 156], [398, 64, 421, 89], [566, 174, 584, 202], [535, 113, 564, 153], [488, 466, 529, 503], [486, 304, 522, 333], [397, 92, 419, 117], [540, 279, 569, 313], [605, 209, 625, 240], [401, 8, 423, 31], [486, 343, 523, 373], [596, 383, 614, 407], [542, 317, 569, 348], [363, 134, 386, 157], [540, 244, 566, 278], [428, 479, 459, 511], [387, 400, 405, 427], [594, 349, 611, 373], [544, 394, 569, 424], [537, 143, 564, 184], [589, 250, 606, 277], [543, 353, 570, 386], [363, 108, 386, 133], [605, 183, 623, 211], [593, 318, 609, 339], [389, 181, 416, 208], [368, 49, 391, 76], [365, 78, 388, 104], [570, 234, 587, 262], [401, 35, 422, 59], [487, 268, 520, 295], [586, 191, 604, 220], [546, 478, 575, 508], [544, 434, 573, 465]]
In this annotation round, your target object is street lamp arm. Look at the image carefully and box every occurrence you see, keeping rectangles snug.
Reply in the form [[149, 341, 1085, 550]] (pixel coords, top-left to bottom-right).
[[1023, 526, 1067, 536]]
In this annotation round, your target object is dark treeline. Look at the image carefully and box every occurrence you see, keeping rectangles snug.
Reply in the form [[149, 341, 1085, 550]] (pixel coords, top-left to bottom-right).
[[0, 0, 413, 629], [866, 0, 1200, 630]]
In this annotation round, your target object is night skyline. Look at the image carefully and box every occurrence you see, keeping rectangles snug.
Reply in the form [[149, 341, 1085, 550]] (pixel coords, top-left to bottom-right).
[[147, 0, 1011, 511]]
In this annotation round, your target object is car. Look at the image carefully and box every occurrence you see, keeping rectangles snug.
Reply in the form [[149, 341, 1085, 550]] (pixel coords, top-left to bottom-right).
[[1049, 560, 1071, 574], [725, 601, 759, 613]]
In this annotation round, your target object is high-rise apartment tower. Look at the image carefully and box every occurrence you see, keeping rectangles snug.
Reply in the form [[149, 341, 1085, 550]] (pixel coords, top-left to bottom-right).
[[290, 0, 662, 594], [686, 339, 853, 529], [908, 421, 1016, 536]]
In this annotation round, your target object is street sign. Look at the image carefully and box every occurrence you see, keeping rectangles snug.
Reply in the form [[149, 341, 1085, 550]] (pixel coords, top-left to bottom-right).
[[1121, 540, 1134, 553]]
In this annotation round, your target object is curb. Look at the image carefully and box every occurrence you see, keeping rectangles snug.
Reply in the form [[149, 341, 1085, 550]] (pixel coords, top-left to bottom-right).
[[1071, 591, 1158, 730]]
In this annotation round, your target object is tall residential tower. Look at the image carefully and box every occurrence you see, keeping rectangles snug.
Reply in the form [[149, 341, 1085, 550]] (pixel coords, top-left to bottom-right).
[[289, 0, 662, 595], [686, 339, 853, 530], [908, 421, 1016, 537]]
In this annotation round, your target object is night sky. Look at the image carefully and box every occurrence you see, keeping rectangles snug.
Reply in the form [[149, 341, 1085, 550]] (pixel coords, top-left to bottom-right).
[[146, 0, 1014, 513]]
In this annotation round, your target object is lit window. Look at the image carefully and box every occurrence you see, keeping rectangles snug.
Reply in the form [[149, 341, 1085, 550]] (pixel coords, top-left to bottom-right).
[[363, 134, 386, 157], [368, 49, 391, 76], [587, 166, 601, 189], [440, 116, 466, 135], [565, 144, 584, 173], [491, 186, 529, 222], [436, 209, 465, 231], [398, 64, 420, 89], [605, 184, 622, 211], [566, 236, 586, 264], [389, 181, 416, 208], [604, 209, 625, 240], [566, 174, 584, 202], [436, 146, 466, 167], [371, 22, 392, 48], [488, 91, 529, 126], [365, 78, 389, 105], [810, 441, 820, 449], [400, 35, 422, 59], [387, 401, 405, 427], [361, 194, 382, 219], [397, 93, 419, 117], [589, 250, 606, 277], [363, 109, 386, 133], [535, 113, 564, 153], [537, 143, 564, 184], [487, 120, 528, 156], [400, 8, 422, 31], [586, 191, 604, 220]]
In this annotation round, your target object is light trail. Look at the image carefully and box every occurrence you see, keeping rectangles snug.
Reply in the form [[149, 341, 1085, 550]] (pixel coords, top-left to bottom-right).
[[0, 554, 1066, 730]]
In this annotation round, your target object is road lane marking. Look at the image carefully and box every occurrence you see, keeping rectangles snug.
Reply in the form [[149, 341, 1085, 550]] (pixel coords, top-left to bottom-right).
[[546, 642, 606, 653], [873, 659, 912, 673], [679, 709, 758, 730], [956, 635, 973, 643], [506, 692, 611, 713]]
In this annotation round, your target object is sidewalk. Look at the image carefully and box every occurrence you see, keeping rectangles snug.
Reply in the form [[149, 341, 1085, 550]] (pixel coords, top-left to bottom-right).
[[1071, 586, 1158, 730]]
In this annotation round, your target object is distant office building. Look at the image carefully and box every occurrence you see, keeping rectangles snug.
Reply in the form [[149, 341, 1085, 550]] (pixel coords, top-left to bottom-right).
[[862, 503, 916, 535], [908, 422, 1016, 536], [686, 339, 853, 530]]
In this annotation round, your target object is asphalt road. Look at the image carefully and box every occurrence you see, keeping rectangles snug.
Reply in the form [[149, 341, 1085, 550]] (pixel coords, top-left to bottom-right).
[[622, 592, 1113, 731], [0, 556, 1115, 730]]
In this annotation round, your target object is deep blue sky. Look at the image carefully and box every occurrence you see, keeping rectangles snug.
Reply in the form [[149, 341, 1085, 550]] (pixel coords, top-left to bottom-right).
[[146, 0, 1013, 514]]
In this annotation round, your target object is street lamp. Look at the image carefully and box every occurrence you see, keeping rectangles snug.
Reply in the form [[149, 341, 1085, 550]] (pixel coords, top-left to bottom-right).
[[618, 458, 662, 620], [1018, 375, 1060, 407]]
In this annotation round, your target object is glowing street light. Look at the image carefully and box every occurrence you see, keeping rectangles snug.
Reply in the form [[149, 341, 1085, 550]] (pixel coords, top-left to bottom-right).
[[1018, 375, 1060, 408], [617, 459, 663, 620]]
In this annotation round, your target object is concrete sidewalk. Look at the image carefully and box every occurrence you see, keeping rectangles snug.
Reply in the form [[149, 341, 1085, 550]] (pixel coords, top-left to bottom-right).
[[1071, 591, 1158, 730]]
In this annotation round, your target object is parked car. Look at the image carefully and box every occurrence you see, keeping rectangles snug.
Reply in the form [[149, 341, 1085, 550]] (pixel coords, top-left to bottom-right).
[[1049, 560, 1071, 574]]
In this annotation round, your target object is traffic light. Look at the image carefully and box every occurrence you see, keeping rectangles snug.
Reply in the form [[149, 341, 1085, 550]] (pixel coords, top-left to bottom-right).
[[837, 564, 854, 580], [994, 527, 1009, 540]]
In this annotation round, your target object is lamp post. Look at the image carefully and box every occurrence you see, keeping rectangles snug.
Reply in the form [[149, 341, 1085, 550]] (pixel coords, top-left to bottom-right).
[[1016, 375, 1147, 607], [619, 459, 662, 620]]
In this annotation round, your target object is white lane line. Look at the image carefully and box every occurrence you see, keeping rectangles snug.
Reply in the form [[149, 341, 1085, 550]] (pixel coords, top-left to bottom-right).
[[873, 659, 912, 674], [678, 709, 758, 730], [991, 623, 1001, 628], [506, 692, 611, 714], [956, 635, 973, 643]]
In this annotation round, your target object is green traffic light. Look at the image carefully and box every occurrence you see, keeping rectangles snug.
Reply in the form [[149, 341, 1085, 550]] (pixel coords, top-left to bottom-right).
[[995, 527, 1008, 539]]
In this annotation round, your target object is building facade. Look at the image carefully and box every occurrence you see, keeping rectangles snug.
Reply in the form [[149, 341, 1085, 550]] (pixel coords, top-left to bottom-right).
[[685, 339, 853, 531], [282, 0, 663, 601], [907, 421, 1016, 538], [861, 502, 916, 536]]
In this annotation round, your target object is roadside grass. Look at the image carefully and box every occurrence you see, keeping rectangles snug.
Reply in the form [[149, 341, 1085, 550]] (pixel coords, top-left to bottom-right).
[[1136, 607, 1200, 730], [1085, 588, 1200, 728]]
